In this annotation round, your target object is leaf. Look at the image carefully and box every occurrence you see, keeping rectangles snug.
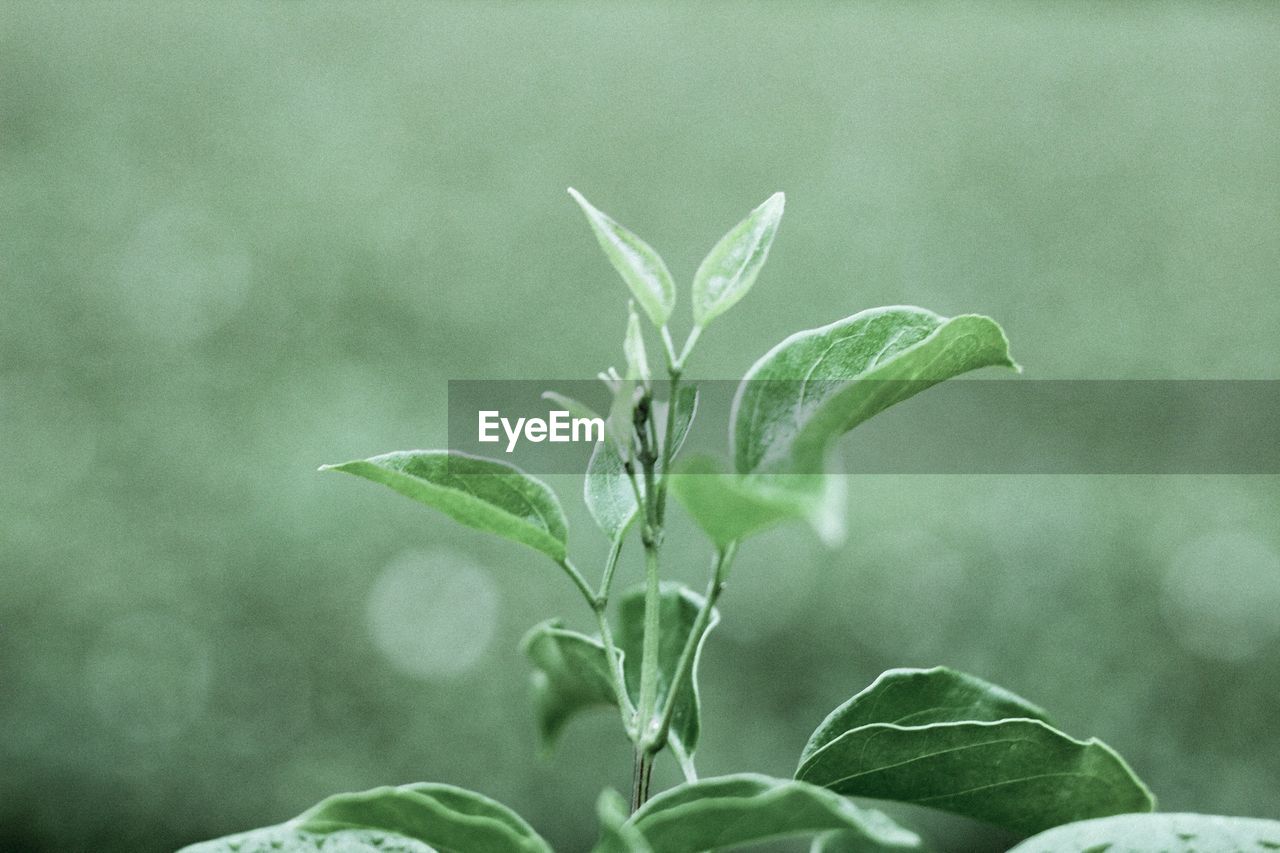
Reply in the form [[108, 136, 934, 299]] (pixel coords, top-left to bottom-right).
[[732, 306, 1018, 475], [1006, 812, 1280, 852], [618, 582, 719, 756], [692, 192, 785, 328], [626, 774, 921, 853], [593, 789, 654, 853], [569, 188, 675, 327], [180, 783, 552, 853], [800, 667, 1051, 765], [321, 450, 568, 560], [520, 621, 619, 748], [585, 386, 698, 541], [669, 455, 845, 547], [655, 383, 699, 460], [796, 718, 1154, 837], [624, 305, 651, 382], [541, 390, 602, 424]]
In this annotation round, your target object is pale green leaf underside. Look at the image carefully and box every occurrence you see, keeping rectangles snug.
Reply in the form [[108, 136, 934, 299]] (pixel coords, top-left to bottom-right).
[[1007, 812, 1280, 852], [180, 783, 551, 853], [520, 621, 618, 747], [585, 385, 698, 541], [692, 192, 784, 328], [569, 188, 675, 326], [627, 774, 921, 853], [321, 450, 568, 560], [593, 789, 655, 853], [669, 455, 841, 547], [797, 718, 1154, 836], [732, 306, 1017, 475], [618, 581, 719, 754], [801, 667, 1051, 765]]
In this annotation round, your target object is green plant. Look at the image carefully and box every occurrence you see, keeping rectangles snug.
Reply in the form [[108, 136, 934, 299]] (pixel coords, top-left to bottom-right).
[[183, 193, 1280, 853]]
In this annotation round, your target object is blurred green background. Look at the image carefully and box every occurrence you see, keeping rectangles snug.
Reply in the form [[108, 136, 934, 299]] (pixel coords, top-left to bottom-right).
[[3, 3, 1279, 851]]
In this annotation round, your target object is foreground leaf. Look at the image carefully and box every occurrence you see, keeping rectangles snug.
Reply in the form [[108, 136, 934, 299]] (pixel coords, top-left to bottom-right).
[[669, 455, 844, 547], [627, 774, 920, 853], [732, 306, 1017, 475], [800, 667, 1051, 765], [1007, 812, 1280, 852], [692, 192, 785, 328], [321, 450, 568, 560], [520, 621, 618, 747], [181, 783, 552, 853], [569, 188, 675, 327], [594, 789, 654, 853], [619, 582, 719, 755], [797, 718, 1154, 836]]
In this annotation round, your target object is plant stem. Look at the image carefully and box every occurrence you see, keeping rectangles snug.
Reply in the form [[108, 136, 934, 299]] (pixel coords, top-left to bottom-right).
[[636, 544, 662, 741], [596, 533, 626, 603], [556, 556, 597, 611], [650, 544, 736, 750]]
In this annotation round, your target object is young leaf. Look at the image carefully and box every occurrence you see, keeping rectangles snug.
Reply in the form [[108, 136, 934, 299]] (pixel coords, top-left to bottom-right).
[[626, 774, 921, 853], [618, 582, 719, 756], [541, 390, 602, 424], [568, 188, 675, 327], [321, 450, 568, 560], [624, 305, 651, 383], [520, 621, 618, 748], [668, 455, 844, 547], [656, 384, 699, 459], [800, 667, 1051, 765], [692, 192, 785, 328], [1006, 813, 1280, 852], [593, 789, 654, 853], [180, 783, 553, 853], [796, 718, 1154, 836], [732, 306, 1018, 475]]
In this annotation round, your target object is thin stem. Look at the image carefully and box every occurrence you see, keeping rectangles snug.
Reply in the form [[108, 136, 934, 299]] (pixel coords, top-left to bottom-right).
[[676, 325, 703, 371], [655, 372, 681, 525], [596, 533, 626, 602], [649, 544, 737, 751], [596, 604, 636, 725], [660, 325, 679, 371], [636, 545, 662, 740], [556, 556, 597, 611]]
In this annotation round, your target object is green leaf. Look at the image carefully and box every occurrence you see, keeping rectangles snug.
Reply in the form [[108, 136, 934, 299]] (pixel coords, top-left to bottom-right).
[[656, 383, 699, 460], [692, 192, 785, 328], [669, 455, 845, 547], [180, 783, 552, 853], [520, 620, 618, 748], [321, 450, 569, 560], [800, 667, 1051, 765], [541, 390, 602, 424], [732, 306, 1018, 475], [796, 718, 1154, 837], [585, 386, 698, 542], [594, 789, 654, 853], [626, 774, 921, 853], [569, 188, 675, 327], [624, 304, 651, 383], [618, 582, 719, 756], [1007, 813, 1280, 852]]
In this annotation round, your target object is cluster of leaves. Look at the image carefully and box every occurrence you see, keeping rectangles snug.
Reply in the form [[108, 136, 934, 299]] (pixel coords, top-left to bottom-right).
[[184, 193, 1280, 852]]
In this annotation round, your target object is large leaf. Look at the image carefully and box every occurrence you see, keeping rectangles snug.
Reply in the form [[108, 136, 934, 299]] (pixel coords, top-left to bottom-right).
[[669, 455, 843, 547], [520, 621, 619, 747], [732, 306, 1017, 475], [180, 783, 552, 853], [627, 774, 921, 853], [321, 450, 568, 560], [801, 667, 1051, 765], [585, 385, 698, 541], [797, 718, 1154, 836], [593, 789, 654, 853], [569, 188, 675, 327], [1007, 812, 1280, 852], [692, 192, 785, 328], [618, 582, 719, 756]]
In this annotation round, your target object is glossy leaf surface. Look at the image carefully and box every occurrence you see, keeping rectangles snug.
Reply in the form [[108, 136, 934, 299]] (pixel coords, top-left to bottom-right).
[[181, 783, 552, 853], [321, 450, 568, 560], [732, 306, 1017, 475], [627, 774, 920, 853], [569, 188, 675, 326], [1007, 812, 1280, 852], [692, 192, 784, 328]]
